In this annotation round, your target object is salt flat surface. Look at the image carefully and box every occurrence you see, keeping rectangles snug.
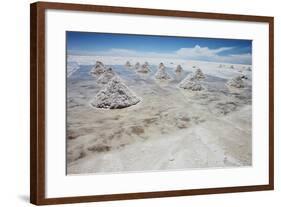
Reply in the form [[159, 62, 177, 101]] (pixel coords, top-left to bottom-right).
[[66, 55, 252, 175]]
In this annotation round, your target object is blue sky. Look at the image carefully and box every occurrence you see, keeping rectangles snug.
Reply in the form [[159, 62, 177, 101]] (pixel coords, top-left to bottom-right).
[[67, 31, 252, 64]]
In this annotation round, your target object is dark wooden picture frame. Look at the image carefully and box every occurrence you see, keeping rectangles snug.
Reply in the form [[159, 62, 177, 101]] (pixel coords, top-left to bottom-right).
[[30, 1, 274, 205]]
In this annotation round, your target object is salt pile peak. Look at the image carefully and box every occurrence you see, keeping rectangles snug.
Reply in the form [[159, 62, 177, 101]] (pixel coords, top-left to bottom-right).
[[125, 61, 132, 67], [137, 62, 150, 73], [193, 68, 205, 80], [135, 62, 140, 70], [178, 68, 205, 91], [182, 68, 205, 82], [159, 62, 165, 69], [226, 75, 244, 88], [175, 64, 183, 73], [91, 77, 140, 109], [155, 62, 171, 80], [90, 61, 106, 75], [97, 67, 116, 84], [179, 79, 203, 91]]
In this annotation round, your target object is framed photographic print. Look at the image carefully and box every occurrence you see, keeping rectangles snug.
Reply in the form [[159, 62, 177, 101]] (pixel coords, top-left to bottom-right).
[[30, 1, 274, 205]]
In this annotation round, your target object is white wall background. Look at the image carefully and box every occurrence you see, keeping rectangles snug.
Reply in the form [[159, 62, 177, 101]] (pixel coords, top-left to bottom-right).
[[0, 0, 279, 206]]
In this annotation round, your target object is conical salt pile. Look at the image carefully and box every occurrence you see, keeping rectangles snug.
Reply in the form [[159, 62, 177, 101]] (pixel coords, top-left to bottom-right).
[[91, 77, 140, 109], [226, 76, 244, 88], [179, 68, 205, 91], [125, 61, 131, 67], [193, 68, 205, 80], [97, 67, 116, 84], [179, 80, 204, 91], [159, 62, 165, 69], [175, 65, 183, 73], [179, 75, 203, 91], [135, 62, 140, 70], [137, 63, 150, 73], [155, 63, 171, 80], [90, 61, 105, 75], [181, 68, 205, 82]]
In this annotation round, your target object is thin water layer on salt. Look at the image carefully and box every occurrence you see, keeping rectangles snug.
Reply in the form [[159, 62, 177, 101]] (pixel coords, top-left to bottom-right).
[[67, 62, 252, 174]]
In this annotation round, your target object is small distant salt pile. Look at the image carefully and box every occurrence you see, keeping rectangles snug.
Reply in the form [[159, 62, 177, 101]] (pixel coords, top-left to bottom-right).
[[179, 79, 203, 91], [226, 76, 244, 88], [125, 61, 132, 67], [178, 68, 205, 91], [230, 65, 235, 69], [247, 66, 252, 71], [91, 77, 140, 109], [175, 65, 183, 73], [155, 63, 171, 80], [90, 61, 105, 75], [219, 64, 223, 68], [137, 63, 150, 73], [135, 62, 140, 70], [193, 68, 205, 80], [97, 67, 116, 84]]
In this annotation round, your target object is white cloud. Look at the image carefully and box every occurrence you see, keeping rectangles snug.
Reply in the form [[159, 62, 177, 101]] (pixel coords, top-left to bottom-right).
[[68, 45, 251, 64], [176, 45, 233, 58], [174, 45, 251, 64]]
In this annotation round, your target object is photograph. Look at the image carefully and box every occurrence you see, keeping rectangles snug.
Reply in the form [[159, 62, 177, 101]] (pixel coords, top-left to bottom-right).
[[66, 31, 252, 175]]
